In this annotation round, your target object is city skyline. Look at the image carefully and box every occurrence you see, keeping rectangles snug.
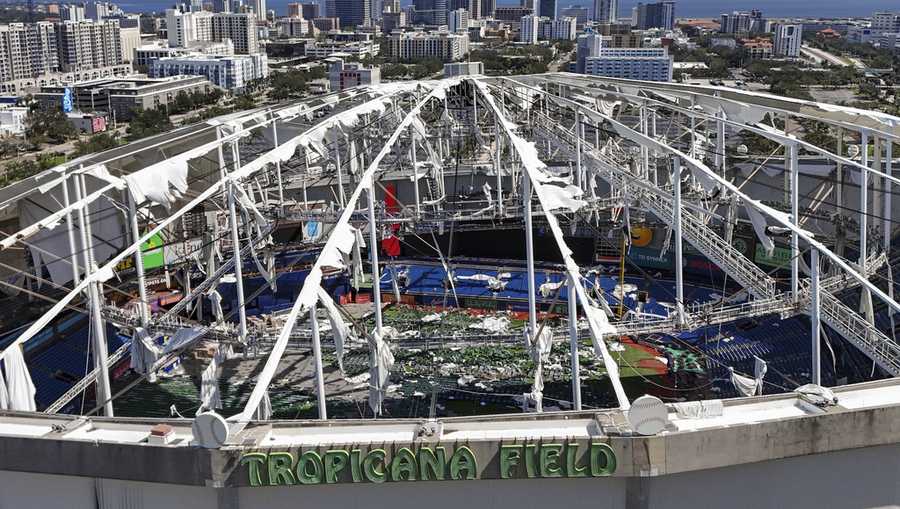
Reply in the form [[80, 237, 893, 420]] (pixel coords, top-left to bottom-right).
[[104, 0, 898, 17]]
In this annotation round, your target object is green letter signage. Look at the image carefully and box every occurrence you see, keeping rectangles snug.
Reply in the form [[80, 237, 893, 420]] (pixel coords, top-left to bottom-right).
[[499, 445, 522, 479], [268, 452, 297, 486], [418, 446, 446, 481], [323, 450, 350, 483], [239, 440, 617, 486], [296, 451, 323, 485], [241, 453, 267, 487], [589, 443, 617, 476], [363, 449, 387, 483], [538, 444, 563, 477], [391, 447, 418, 481], [449, 445, 477, 480]]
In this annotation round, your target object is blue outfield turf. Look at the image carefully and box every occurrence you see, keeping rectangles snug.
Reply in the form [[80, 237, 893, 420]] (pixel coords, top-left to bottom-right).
[[378, 262, 722, 316]]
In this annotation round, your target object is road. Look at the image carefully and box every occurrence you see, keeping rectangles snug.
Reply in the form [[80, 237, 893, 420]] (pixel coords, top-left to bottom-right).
[[549, 48, 575, 72], [801, 45, 850, 67]]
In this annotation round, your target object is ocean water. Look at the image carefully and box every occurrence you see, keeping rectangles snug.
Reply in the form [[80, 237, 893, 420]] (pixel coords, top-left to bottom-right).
[[115, 0, 896, 18]]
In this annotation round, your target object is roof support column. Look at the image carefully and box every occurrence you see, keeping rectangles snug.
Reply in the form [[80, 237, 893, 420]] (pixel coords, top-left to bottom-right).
[[860, 129, 874, 324], [309, 304, 327, 420], [75, 173, 113, 417], [568, 274, 581, 411], [672, 156, 686, 328], [788, 141, 799, 299], [811, 247, 821, 386]]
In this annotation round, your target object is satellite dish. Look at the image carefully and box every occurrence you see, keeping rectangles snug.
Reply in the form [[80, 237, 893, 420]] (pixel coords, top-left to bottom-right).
[[192, 411, 230, 449], [627, 395, 668, 436], [736, 144, 749, 156], [848, 144, 860, 158]]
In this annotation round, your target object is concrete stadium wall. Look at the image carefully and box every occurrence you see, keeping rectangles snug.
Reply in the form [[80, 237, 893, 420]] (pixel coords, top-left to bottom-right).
[[2, 443, 898, 509]]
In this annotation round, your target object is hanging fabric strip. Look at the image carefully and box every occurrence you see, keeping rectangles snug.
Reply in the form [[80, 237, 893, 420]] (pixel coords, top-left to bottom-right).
[[744, 200, 775, 257], [199, 346, 224, 413], [0, 360, 8, 410], [753, 356, 768, 396], [317, 286, 351, 373], [367, 330, 395, 416], [4, 344, 36, 411], [729, 367, 758, 397]]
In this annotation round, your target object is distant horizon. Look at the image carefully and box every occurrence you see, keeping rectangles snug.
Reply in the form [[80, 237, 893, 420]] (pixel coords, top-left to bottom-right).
[[106, 0, 896, 18]]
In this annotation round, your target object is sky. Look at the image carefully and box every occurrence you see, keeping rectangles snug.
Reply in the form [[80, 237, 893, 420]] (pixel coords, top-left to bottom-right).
[[114, 0, 897, 18]]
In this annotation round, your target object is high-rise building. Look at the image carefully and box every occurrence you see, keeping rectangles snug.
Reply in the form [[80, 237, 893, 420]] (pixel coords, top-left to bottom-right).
[[560, 5, 588, 27], [388, 31, 469, 61], [287, 3, 301, 17], [632, 1, 674, 30], [56, 19, 123, 72], [301, 3, 319, 18], [211, 13, 259, 53], [150, 52, 267, 91], [594, 0, 616, 22], [519, 14, 538, 43], [596, 22, 641, 47], [327, 0, 372, 27], [575, 30, 601, 72], [449, 0, 482, 20], [538, 0, 556, 19], [382, 11, 407, 32], [383, 0, 400, 14], [773, 23, 802, 58], [166, 10, 259, 54], [252, 0, 266, 19], [550, 16, 576, 39], [60, 4, 85, 21], [411, 0, 447, 25], [449, 9, 469, 33], [119, 24, 141, 63], [872, 12, 900, 32], [719, 11, 753, 34], [0, 22, 59, 83], [495, 7, 533, 22], [213, 0, 232, 13], [583, 46, 672, 81], [85, 1, 112, 21], [481, 0, 495, 19], [328, 57, 380, 91]]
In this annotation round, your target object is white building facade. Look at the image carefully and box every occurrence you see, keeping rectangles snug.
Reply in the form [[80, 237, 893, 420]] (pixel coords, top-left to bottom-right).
[[773, 24, 802, 58], [584, 46, 672, 81], [150, 53, 267, 91], [519, 15, 538, 44]]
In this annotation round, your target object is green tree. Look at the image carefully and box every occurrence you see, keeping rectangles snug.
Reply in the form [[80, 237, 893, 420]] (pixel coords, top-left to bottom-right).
[[74, 132, 121, 156], [127, 107, 174, 141], [26, 108, 77, 145]]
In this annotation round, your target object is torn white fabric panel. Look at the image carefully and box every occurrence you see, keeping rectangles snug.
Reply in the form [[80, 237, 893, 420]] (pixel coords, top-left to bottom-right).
[[730, 367, 758, 397], [673, 399, 723, 419], [124, 144, 212, 207], [129, 327, 161, 376], [254, 391, 272, 420], [18, 179, 123, 286], [745, 200, 775, 257], [199, 348, 223, 412], [164, 327, 206, 354], [539, 278, 565, 298], [0, 363, 8, 410], [754, 356, 768, 396], [207, 290, 224, 322], [368, 329, 395, 416], [317, 222, 357, 270], [538, 183, 586, 213], [317, 286, 351, 373], [4, 344, 35, 411]]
